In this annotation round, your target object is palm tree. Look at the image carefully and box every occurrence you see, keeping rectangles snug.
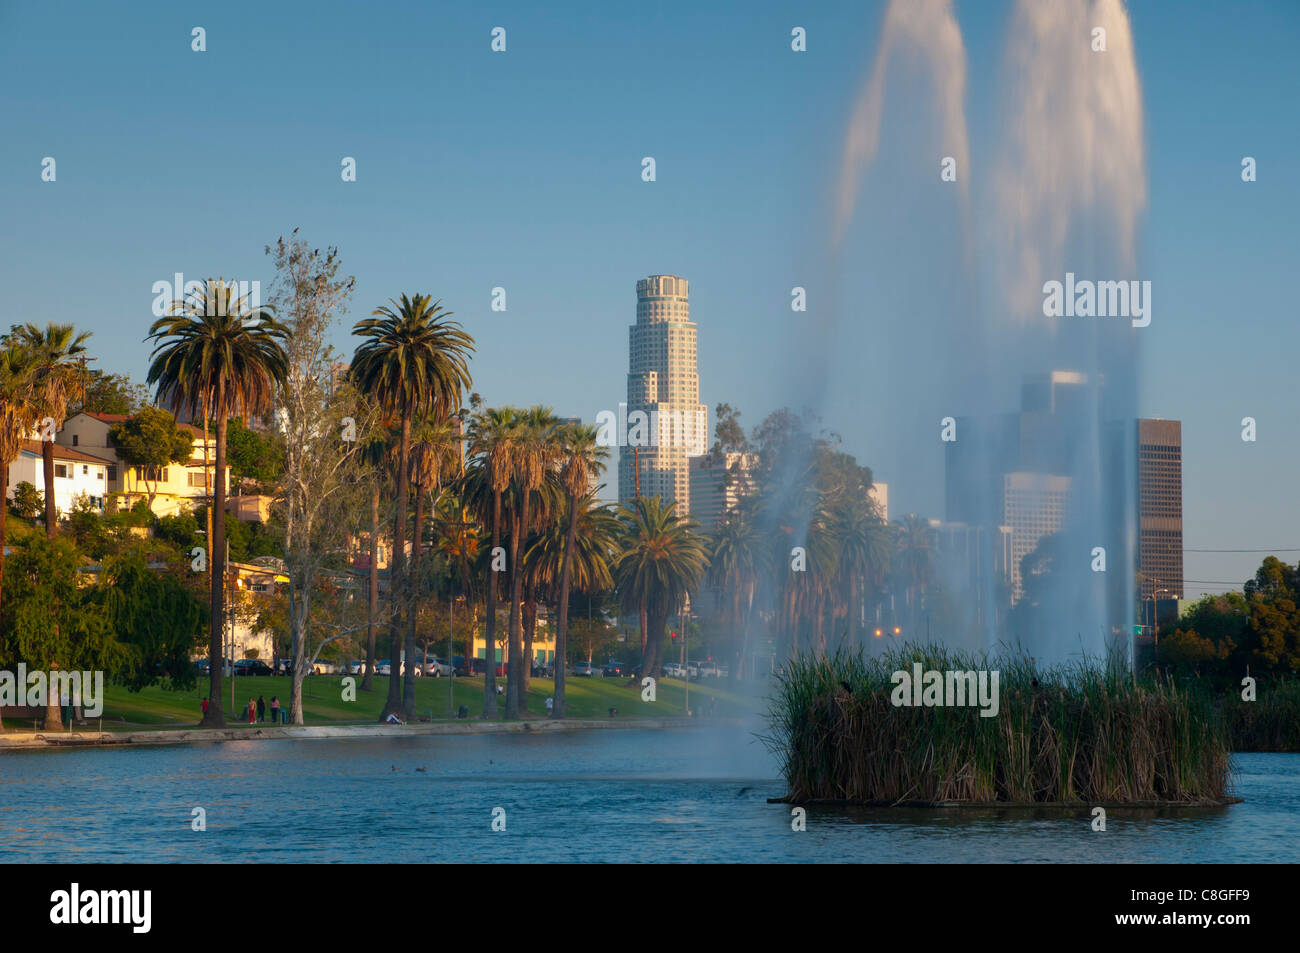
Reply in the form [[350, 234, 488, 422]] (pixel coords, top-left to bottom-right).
[[707, 514, 769, 680], [503, 407, 560, 717], [0, 341, 38, 621], [548, 424, 607, 717], [893, 513, 935, 633], [464, 406, 524, 717], [147, 279, 289, 728], [828, 498, 892, 649], [402, 418, 460, 718], [14, 323, 90, 538], [350, 294, 473, 720], [615, 496, 710, 679], [357, 428, 390, 692]]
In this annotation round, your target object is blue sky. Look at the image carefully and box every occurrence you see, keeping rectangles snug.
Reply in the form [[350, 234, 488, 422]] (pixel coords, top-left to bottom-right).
[[1, 0, 1297, 595]]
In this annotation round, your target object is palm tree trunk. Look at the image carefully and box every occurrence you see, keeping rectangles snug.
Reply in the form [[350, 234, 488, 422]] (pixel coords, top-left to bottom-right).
[[0, 464, 9, 619], [553, 492, 580, 718], [202, 392, 228, 727], [403, 484, 425, 720], [362, 481, 379, 692], [482, 489, 501, 718], [505, 491, 529, 719], [42, 441, 56, 538], [522, 597, 536, 694], [381, 412, 410, 720]]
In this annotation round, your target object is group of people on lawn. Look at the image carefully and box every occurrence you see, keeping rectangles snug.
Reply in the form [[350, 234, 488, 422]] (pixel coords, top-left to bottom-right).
[[200, 695, 283, 723]]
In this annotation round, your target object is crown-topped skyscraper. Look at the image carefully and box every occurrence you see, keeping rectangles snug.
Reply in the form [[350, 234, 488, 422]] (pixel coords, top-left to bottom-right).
[[618, 275, 708, 511]]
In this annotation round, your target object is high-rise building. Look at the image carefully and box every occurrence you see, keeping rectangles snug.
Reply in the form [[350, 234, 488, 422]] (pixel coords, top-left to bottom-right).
[[688, 452, 758, 531], [1003, 472, 1072, 601], [1137, 418, 1183, 601], [618, 275, 707, 510]]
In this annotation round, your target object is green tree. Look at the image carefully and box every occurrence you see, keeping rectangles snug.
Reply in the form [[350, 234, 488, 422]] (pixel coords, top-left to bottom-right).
[[707, 514, 769, 679], [101, 553, 205, 691], [226, 417, 282, 484], [350, 293, 474, 721], [0, 536, 127, 728], [11, 323, 91, 538], [9, 481, 43, 520], [71, 370, 150, 416], [147, 277, 290, 728], [108, 407, 194, 511]]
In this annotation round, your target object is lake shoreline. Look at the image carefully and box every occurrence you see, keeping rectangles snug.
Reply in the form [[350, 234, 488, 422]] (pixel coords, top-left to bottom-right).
[[0, 716, 707, 750]]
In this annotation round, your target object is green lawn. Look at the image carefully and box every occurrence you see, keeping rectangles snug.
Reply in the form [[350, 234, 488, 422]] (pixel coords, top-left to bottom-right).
[[6, 673, 761, 730]]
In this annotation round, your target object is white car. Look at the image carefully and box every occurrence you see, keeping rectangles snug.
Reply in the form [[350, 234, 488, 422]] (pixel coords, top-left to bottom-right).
[[662, 663, 685, 678], [572, 661, 596, 677]]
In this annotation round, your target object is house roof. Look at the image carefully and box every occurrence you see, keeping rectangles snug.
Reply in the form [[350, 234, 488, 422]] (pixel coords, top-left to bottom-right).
[[72, 410, 213, 442], [81, 412, 130, 424], [20, 440, 114, 465]]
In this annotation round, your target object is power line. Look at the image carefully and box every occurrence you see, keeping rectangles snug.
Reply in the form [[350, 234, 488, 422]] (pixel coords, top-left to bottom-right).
[[1183, 548, 1300, 553]]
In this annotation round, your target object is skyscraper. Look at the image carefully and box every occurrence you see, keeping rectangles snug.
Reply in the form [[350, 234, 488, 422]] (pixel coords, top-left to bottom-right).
[[618, 275, 707, 510], [1137, 418, 1183, 601]]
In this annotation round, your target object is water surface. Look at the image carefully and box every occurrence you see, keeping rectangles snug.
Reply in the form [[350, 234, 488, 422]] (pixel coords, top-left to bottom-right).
[[0, 728, 1293, 862]]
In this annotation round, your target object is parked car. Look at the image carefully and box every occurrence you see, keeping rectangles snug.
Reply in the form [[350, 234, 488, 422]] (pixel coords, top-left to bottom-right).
[[602, 660, 628, 678], [452, 656, 468, 677], [424, 657, 453, 677], [471, 658, 506, 677], [696, 660, 720, 678], [233, 659, 274, 677], [662, 662, 685, 678], [572, 660, 596, 677]]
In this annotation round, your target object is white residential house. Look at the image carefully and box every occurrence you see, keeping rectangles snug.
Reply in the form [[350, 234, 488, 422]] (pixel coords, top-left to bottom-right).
[[6, 440, 112, 514]]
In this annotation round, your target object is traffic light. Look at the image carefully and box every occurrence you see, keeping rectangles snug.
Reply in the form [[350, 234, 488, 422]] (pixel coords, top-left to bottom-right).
[[670, 631, 678, 642]]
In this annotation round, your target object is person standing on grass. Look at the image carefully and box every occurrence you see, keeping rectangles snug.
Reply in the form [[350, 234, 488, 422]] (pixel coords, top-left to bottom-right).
[[257, 695, 266, 723], [201, 697, 209, 718], [247, 698, 256, 724], [270, 696, 280, 723]]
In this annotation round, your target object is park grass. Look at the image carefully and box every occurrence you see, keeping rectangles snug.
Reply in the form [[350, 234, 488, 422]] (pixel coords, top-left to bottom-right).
[[2, 672, 756, 731], [765, 643, 1233, 805]]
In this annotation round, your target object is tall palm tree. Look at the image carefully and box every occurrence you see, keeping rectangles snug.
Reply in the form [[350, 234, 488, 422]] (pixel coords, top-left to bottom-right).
[[893, 513, 935, 633], [615, 496, 710, 680], [14, 323, 91, 538], [0, 341, 38, 620], [828, 498, 892, 649], [503, 407, 559, 717], [147, 279, 289, 728], [358, 428, 391, 692], [464, 406, 523, 717], [402, 418, 459, 718], [350, 294, 473, 721], [549, 424, 607, 717], [707, 514, 769, 680]]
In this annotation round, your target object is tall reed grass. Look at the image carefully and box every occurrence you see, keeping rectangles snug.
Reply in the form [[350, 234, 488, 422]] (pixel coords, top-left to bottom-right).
[[764, 643, 1232, 804]]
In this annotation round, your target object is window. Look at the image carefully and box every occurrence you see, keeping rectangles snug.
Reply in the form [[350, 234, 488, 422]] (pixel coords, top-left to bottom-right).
[[71, 435, 78, 446], [140, 466, 169, 482], [107, 465, 117, 481], [96, 470, 104, 481], [54, 463, 68, 479], [188, 471, 208, 489], [82, 465, 88, 475]]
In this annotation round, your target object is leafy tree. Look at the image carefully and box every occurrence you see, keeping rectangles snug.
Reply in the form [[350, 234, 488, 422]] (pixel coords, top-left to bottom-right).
[[226, 417, 282, 484], [0, 536, 127, 727], [108, 407, 194, 510], [100, 554, 205, 690], [710, 402, 749, 458], [71, 371, 150, 416], [9, 481, 42, 520]]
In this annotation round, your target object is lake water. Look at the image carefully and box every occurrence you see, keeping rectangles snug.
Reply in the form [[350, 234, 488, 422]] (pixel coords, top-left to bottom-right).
[[0, 726, 1295, 862]]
